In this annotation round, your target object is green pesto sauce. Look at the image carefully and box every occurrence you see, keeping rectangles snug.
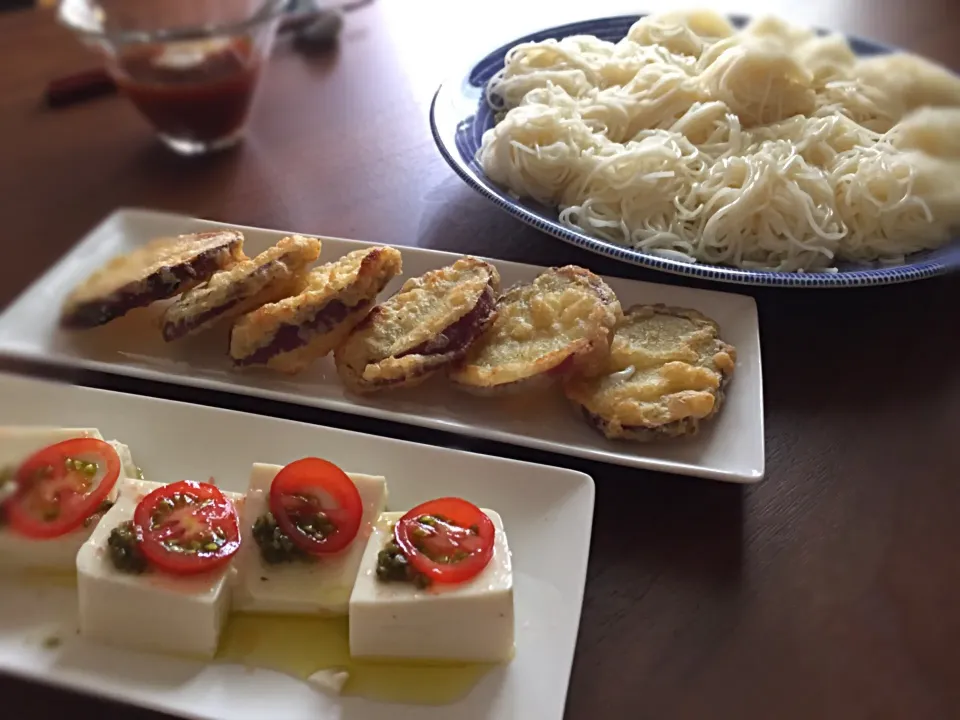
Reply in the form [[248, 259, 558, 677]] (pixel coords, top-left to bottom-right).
[[107, 521, 148, 574], [376, 538, 430, 588], [251, 505, 337, 565], [251, 512, 311, 565]]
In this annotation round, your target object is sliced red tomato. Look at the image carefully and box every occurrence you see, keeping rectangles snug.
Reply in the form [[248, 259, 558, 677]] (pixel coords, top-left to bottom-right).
[[133, 480, 240, 575], [6, 438, 121, 539], [269, 458, 363, 556], [394, 497, 495, 585]]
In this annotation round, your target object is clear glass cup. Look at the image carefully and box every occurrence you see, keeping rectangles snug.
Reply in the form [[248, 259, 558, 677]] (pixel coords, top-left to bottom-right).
[[59, 0, 287, 155]]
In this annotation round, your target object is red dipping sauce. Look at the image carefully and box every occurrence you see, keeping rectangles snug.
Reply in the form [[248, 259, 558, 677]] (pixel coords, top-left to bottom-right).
[[113, 37, 260, 144]]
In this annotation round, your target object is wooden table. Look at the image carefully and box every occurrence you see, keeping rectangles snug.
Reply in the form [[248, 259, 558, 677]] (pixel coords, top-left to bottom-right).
[[2, 1, 959, 718]]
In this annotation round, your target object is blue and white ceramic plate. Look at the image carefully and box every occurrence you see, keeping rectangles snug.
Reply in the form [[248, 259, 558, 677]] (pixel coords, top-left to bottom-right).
[[430, 14, 960, 288]]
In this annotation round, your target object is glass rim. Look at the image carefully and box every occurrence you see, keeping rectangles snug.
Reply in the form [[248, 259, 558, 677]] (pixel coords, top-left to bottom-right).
[[58, 0, 291, 46]]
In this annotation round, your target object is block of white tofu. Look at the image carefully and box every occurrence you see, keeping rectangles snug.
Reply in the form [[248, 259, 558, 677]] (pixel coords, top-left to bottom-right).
[[77, 478, 243, 659], [232, 462, 388, 616], [0, 427, 138, 571], [349, 509, 514, 662]]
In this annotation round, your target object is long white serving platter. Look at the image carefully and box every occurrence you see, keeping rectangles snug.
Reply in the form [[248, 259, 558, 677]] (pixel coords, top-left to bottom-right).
[[0, 372, 595, 720], [0, 208, 764, 481]]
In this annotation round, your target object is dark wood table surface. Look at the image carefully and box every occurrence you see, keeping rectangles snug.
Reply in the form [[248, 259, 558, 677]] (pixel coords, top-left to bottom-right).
[[2, 1, 959, 718]]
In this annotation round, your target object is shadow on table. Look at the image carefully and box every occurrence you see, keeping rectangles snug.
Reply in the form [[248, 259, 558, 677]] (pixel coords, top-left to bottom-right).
[[755, 275, 959, 417], [588, 472, 744, 592], [0, 674, 170, 720], [566, 471, 746, 705], [416, 177, 598, 269]]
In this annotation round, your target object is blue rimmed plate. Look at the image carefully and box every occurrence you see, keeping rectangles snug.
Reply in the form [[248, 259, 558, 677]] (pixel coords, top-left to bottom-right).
[[430, 14, 960, 288]]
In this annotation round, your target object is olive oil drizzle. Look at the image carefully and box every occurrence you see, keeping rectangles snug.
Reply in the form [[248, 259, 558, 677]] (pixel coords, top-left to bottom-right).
[[217, 614, 495, 705], [13, 574, 496, 705]]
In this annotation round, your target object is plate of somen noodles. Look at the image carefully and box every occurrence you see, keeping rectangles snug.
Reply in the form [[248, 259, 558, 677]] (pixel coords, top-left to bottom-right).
[[430, 11, 960, 287]]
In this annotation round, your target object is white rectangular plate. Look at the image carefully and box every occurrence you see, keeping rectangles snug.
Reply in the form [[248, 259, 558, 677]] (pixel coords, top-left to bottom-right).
[[0, 372, 594, 720], [0, 208, 764, 482]]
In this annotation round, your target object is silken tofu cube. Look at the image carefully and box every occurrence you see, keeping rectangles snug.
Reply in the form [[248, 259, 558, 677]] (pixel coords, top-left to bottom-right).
[[0, 428, 138, 572], [77, 479, 242, 659], [232, 462, 388, 615], [348, 509, 514, 662]]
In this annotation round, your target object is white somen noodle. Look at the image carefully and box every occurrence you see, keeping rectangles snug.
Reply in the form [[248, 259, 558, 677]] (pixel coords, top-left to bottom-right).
[[479, 10, 960, 271]]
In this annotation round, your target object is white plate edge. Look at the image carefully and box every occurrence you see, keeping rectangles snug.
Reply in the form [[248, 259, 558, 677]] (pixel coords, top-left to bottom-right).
[[0, 371, 598, 495]]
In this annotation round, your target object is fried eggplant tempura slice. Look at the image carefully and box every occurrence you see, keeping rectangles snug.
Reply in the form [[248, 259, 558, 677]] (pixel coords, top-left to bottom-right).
[[563, 305, 736, 441], [230, 246, 403, 373], [161, 235, 321, 341], [61, 231, 245, 329], [450, 266, 621, 395], [334, 257, 500, 392]]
